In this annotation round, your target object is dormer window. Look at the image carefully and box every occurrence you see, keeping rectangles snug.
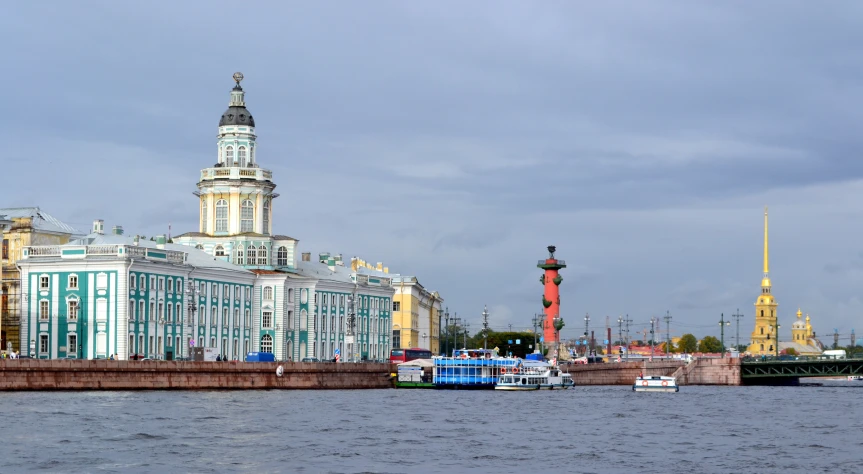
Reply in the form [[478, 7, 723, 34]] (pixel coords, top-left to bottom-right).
[[215, 245, 225, 257], [226, 146, 234, 164]]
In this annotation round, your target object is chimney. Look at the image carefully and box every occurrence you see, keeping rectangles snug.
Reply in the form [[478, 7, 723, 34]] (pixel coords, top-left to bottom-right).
[[376, 262, 383, 271], [133, 235, 140, 246], [112, 225, 124, 236], [335, 254, 344, 266], [301, 252, 311, 262], [351, 257, 359, 272], [92, 219, 104, 235], [156, 235, 166, 249]]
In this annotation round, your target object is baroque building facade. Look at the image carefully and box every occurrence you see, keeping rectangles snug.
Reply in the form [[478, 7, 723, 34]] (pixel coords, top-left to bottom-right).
[[17, 73, 402, 361]]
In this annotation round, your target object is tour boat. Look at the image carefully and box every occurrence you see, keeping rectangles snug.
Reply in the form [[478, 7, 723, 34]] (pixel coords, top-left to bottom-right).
[[495, 360, 574, 391], [433, 348, 517, 389], [633, 375, 679, 393], [847, 375, 863, 381]]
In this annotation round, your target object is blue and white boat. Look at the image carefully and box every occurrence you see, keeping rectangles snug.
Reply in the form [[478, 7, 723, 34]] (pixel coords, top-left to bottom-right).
[[633, 375, 679, 393], [495, 360, 574, 391], [433, 349, 516, 389]]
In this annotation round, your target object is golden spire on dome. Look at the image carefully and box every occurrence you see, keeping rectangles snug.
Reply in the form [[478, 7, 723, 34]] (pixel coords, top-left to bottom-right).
[[761, 206, 771, 289]]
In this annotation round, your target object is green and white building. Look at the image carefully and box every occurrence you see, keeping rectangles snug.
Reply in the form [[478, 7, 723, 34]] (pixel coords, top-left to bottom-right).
[[18, 73, 394, 361]]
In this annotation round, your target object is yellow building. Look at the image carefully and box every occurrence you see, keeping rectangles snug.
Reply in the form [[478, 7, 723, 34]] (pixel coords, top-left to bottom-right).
[[781, 309, 823, 356], [747, 208, 780, 355], [0, 208, 81, 352]]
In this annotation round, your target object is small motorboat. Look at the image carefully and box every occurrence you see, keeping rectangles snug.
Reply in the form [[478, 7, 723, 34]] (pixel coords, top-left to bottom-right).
[[847, 375, 863, 381], [633, 375, 679, 393]]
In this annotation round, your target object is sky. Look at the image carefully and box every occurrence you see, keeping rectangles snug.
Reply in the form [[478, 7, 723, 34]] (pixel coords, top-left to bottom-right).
[[3, 1, 863, 345]]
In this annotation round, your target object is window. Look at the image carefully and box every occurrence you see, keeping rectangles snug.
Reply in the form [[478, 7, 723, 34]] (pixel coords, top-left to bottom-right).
[[241, 200, 254, 232], [40, 301, 49, 320], [68, 300, 78, 320], [40, 334, 49, 353], [215, 199, 228, 232], [238, 146, 247, 167], [201, 200, 207, 231], [224, 284, 230, 296], [263, 286, 273, 300], [235, 245, 244, 265], [150, 302, 155, 321], [199, 281, 206, 294], [141, 275, 146, 289], [158, 302, 164, 320], [40, 276, 49, 290], [158, 278, 164, 291], [150, 276, 156, 289], [245, 309, 251, 327], [262, 311, 273, 328], [129, 299, 135, 320], [167, 279, 173, 293], [139, 301, 144, 321], [199, 337, 204, 348], [233, 308, 239, 326], [166, 304, 172, 323], [257, 246, 267, 265], [277, 246, 288, 266], [263, 201, 270, 235], [176, 304, 182, 323], [245, 287, 250, 300], [176, 279, 182, 294], [223, 337, 228, 355], [211, 337, 216, 348], [261, 334, 273, 354], [245, 339, 250, 357], [223, 307, 228, 327], [211, 306, 217, 325], [226, 146, 234, 164], [212, 282, 218, 295], [215, 245, 225, 257], [130, 274, 136, 289], [139, 335, 145, 354], [322, 294, 328, 306], [198, 305, 204, 325], [1, 239, 7, 260], [247, 245, 256, 263], [393, 301, 400, 312], [233, 339, 239, 358], [287, 310, 293, 330], [288, 288, 294, 303]]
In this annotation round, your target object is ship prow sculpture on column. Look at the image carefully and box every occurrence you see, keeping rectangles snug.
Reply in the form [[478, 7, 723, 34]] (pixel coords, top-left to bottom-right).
[[538, 245, 567, 362]]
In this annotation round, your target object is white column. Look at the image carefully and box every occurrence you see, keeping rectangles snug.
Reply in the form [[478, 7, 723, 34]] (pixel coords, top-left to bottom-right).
[[51, 274, 59, 358]]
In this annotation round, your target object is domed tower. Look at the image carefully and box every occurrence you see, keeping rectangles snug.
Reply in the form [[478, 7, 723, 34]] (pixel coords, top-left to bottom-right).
[[197, 72, 277, 237], [747, 207, 779, 355], [791, 308, 806, 342]]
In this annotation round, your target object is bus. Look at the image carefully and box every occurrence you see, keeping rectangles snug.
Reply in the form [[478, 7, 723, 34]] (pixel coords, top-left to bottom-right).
[[390, 348, 433, 364]]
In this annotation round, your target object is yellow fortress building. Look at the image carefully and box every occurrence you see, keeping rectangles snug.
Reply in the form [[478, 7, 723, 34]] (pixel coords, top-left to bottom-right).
[[746, 208, 823, 356]]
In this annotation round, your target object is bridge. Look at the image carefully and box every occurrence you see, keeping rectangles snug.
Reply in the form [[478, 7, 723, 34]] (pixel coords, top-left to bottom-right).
[[741, 357, 863, 383]]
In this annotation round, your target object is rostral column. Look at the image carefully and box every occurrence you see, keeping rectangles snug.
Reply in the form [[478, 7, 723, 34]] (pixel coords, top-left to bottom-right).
[[538, 245, 566, 352]]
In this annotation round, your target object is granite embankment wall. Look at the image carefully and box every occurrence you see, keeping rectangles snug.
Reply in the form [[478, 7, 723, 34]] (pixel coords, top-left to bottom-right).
[[564, 358, 741, 386], [0, 360, 396, 391]]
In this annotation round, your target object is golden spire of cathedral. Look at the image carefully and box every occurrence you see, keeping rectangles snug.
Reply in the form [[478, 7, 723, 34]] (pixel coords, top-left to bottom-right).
[[762, 206, 771, 288]]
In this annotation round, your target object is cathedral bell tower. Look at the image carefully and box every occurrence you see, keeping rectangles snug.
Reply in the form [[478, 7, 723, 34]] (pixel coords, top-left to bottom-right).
[[747, 207, 779, 355], [196, 72, 278, 237]]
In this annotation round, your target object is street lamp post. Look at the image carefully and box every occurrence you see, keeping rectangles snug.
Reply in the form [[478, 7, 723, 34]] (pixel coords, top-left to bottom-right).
[[185, 280, 200, 360], [532, 313, 542, 354], [463, 323, 469, 350], [650, 316, 656, 360], [719, 313, 731, 357], [443, 307, 450, 357], [422, 332, 427, 348], [583, 313, 590, 357], [452, 315, 461, 350]]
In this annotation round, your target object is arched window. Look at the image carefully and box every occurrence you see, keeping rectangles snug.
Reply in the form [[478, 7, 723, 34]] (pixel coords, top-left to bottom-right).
[[760, 310, 764, 318], [760, 327, 764, 335], [215, 199, 228, 232], [261, 334, 273, 353], [246, 245, 256, 263], [263, 286, 273, 300], [214, 245, 225, 257], [233, 308, 239, 326], [258, 246, 268, 265], [235, 244, 244, 265], [226, 146, 234, 164], [238, 146, 247, 167], [201, 200, 207, 231], [277, 246, 288, 266], [263, 200, 270, 235], [195, 244, 204, 250], [241, 200, 254, 232], [211, 306, 217, 326], [244, 309, 250, 327]]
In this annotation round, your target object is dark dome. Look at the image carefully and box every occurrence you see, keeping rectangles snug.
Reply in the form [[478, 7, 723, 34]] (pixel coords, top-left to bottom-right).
[[219, 105, 255, 127]]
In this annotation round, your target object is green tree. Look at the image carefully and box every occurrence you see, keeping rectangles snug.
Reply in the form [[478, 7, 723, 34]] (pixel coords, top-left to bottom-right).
[[784, 347, 798, 356], [697, 335, 722, 353], [677, 333, 697, 353]]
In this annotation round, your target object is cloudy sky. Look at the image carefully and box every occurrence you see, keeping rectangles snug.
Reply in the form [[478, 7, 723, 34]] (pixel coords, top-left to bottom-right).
[[4, 1, 863, 344]]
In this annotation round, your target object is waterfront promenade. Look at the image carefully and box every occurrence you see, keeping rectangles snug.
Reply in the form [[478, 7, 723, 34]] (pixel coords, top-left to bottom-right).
[[0, 359, 395, 391]]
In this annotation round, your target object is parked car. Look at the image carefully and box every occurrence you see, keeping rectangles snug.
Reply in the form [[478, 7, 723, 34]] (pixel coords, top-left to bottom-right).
[[300, 357, 320, 362]]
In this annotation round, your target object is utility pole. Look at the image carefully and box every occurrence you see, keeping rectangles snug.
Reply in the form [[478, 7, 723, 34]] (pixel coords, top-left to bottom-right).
[[624, 314, 633, 361], [442, 307, 450, 357], [731, 309, 744, 351], [649, 316, 656, 360], [617, 316, 623, 346], [482, 305, 490, 350], [833, 328, 840, 350], [531, 313, 541, 353], [452, 314, 461, 351], [463, 323, 470, 349], [583, 313, 590, 357], [663, 311, 672, 355]]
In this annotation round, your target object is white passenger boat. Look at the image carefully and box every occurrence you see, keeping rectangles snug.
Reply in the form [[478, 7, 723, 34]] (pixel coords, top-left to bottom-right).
[[847, 375, 863, 381], [633, 375, 679, 393], [495, 360, 574, 391]]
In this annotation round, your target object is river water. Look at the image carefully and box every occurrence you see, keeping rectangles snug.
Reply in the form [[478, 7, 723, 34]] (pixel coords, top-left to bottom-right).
[[1, 381, 861, 473]]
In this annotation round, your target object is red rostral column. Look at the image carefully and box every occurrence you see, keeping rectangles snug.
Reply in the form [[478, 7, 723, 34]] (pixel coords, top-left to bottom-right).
[[538, 245, 566, 347]]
